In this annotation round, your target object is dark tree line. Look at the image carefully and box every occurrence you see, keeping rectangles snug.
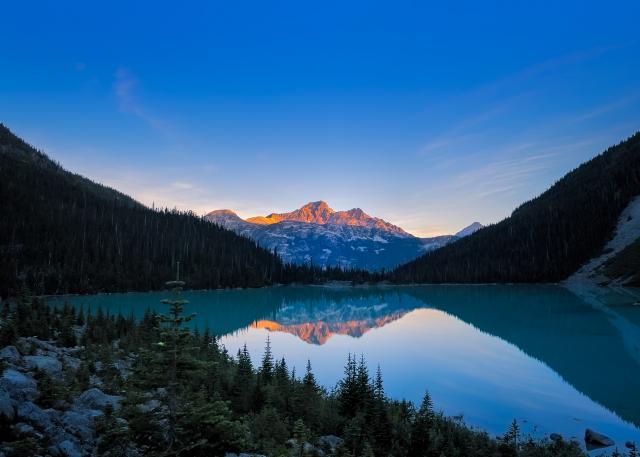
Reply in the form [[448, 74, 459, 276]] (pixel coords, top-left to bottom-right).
[[0, 124, 381, 298], [0, 288, 595, 457], [393, 131, 640, 283]]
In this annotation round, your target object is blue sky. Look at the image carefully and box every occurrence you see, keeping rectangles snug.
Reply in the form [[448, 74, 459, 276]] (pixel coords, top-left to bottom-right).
[[1, 1, 639, 236]]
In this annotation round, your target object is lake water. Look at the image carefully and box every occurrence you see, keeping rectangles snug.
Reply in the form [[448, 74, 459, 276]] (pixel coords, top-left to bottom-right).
[[50, 284, 640, 449]]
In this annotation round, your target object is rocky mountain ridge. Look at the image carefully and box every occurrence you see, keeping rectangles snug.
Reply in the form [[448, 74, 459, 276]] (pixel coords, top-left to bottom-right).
[[206, 202, 483, 271]]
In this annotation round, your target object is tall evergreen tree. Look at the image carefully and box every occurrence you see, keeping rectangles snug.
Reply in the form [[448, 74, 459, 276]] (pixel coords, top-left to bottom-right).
[[260, 335, 274, 383]]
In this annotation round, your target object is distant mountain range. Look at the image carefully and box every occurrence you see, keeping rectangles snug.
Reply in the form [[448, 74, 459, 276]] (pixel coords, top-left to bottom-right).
[[206, 201, 482, 270]]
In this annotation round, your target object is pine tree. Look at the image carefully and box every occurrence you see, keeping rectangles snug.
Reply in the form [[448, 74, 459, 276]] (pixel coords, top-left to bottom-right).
[[504, 419, 520, 451], [260, 334, 274, 382], [232, 344, 255, 414], [175, 390, 248, 457], [371, 365, 392, 456], [157, 262, 197, 450], [409, 391, 435, 457], [303, 359, 317, 389], [338, 353, 359, 418]]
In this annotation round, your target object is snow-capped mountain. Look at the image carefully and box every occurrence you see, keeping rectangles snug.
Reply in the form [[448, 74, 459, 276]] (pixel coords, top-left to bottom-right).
[[205, 201, 482, 270], [454, 221, 483, 238]]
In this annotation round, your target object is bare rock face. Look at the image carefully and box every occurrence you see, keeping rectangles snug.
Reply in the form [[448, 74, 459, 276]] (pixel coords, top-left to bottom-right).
[[24, 355, 63, 377], [207, 201, 480, 270], [0, 346, 21, 364], [0, 338, 129, 456], [74, 388, 122, 411], [0, 368, 38, 402], [318, 435, 343, 451], [16, 401, 55, 430], [55, 439, 84, 457], [61, 409, 102, 442]]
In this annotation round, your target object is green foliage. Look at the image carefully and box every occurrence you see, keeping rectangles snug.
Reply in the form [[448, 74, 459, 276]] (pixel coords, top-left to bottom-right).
[[34, 369, 70, 409], [293, 418, 310, 457], [174, 391, 247, 457], [95, 404, 131, 457]]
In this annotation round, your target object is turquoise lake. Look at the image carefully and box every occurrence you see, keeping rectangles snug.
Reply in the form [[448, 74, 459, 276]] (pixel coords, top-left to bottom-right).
[[50, 284, 640, 449]]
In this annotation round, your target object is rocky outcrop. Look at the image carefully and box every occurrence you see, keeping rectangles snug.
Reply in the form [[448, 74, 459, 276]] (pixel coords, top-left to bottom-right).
[[0, 345, 21, 364], [75, 388, 122, 411], [0, 368, 38, 402], [318, 435, 342, 452], [0, 337, 125, 456], [24, 355, 63, 377]]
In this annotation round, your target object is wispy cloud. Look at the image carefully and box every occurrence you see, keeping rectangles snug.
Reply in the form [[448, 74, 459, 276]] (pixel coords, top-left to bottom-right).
[[113, 67, 166, 130], [469, 44, 621, 101], [451, 153, 557, 200], [569, 93, 640, 124]]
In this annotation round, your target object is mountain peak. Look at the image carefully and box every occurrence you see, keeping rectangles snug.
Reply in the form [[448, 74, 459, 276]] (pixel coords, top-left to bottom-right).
[[206, 209, 238, 216], [302, 200, 332, 211], [455, 222, 484, 238], [205, 209, 244, 223], [234, 201, 412, 236]]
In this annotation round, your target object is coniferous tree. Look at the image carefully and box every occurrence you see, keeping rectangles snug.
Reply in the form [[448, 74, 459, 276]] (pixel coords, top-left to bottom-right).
[[260, 335, 274, 383], [232, 344, 255, 414], [409, 391, 435, 457]]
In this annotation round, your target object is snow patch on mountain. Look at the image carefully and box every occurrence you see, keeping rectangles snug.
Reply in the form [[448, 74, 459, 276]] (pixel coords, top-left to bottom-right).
[[205, 202, 481, 270], [455, 222, 484, 238]]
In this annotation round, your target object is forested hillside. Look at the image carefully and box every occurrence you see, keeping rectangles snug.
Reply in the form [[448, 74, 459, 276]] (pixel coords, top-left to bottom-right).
[[0, 124, 288, 296], [393, 132, 640, 283]]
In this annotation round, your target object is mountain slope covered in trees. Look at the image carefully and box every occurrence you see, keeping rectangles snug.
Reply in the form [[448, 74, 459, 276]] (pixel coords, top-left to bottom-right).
[[0, 124, 290, 296], [393, 132, 640, 283]]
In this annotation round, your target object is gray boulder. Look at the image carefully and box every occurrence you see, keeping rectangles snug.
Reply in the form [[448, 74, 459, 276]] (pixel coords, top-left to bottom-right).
[[0, 346, 21, 364], [63, 355, 82, 371], [54, 440, 83, 457], [318, 435, 343, 451], [16, 401, 54, 430], [0, 389, 14, 420], [61, 409, 101, 442], [75, 388, 122, 411], [14, 422, 36, 435], [22, 337, 58, 353], [25, 355, 63, 376], [0, 368, 38, 401], [585, 428, 614, 448]]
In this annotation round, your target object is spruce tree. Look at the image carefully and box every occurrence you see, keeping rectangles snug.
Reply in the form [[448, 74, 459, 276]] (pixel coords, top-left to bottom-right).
[[409, 391, 435, 457], [260, 334, 274, 382], [157, 262, 197, 450]]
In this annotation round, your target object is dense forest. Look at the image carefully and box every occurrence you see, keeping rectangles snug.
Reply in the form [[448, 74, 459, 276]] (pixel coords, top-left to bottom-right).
[[0, 124, 380, 297], [392, 132, 640, 283], [0, 284, 613, 457]]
